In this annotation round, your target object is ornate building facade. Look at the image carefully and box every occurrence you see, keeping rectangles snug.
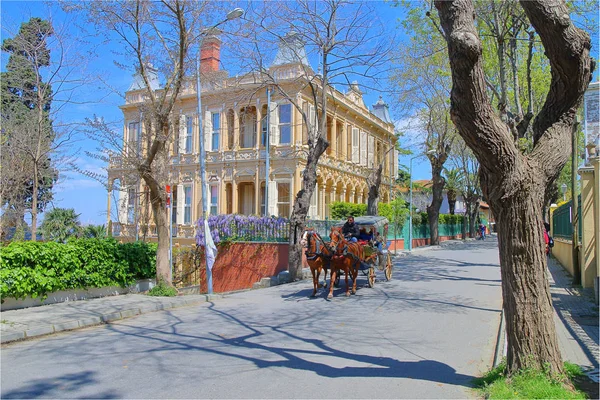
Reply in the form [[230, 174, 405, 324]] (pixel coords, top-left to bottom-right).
[[107, 32, 398, 240]]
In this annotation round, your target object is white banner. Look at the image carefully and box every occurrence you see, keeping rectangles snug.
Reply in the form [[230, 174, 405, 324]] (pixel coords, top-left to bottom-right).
[[204, 219, 217, 271]]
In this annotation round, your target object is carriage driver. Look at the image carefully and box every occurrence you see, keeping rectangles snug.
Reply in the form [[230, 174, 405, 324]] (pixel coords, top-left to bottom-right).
[[342, 215, 360, 243]]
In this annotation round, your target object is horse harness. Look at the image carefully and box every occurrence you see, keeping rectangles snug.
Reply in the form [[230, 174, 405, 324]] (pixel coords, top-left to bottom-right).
[[304, 231, 333, 261]]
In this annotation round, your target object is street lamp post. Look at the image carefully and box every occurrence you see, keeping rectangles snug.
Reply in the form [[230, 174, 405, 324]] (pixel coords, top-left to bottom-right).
[[197, 8, 243, 294], [408, 150, 435, 251], [561, 183, 567, 202]]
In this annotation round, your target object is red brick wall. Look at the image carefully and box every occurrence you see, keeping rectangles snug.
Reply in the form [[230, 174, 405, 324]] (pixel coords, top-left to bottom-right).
[[200, 38, 220, 73], [199, 242, 289, 293]]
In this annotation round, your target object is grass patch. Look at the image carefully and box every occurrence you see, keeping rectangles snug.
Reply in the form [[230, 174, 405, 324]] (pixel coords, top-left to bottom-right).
[[146, 281, 178, 297], [475, 360, 587, 399]]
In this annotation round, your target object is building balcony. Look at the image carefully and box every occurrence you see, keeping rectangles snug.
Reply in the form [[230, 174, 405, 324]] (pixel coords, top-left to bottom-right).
[[113, 222, 197, 239]]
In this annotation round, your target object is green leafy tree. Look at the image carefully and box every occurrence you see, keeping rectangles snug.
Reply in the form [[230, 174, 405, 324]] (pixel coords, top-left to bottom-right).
[[40, 208, 82, 243], [1, 18, 58, 240], [442, 168, 463, 215], [378, 198, 410, 237], [83, 224, 107, 239], [435, 0, 594, 376]]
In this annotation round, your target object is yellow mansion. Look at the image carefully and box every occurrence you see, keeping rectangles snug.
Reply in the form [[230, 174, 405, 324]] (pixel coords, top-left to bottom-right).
[[107, 32, 398, 239]]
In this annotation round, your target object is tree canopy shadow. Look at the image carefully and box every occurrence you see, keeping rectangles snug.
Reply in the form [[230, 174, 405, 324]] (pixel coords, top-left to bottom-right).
[[1, 370, 119, 399]]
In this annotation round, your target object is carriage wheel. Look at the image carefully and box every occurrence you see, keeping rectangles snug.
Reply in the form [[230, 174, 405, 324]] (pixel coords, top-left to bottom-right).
[[367, 267, 376, 288], [385, 254, 393, 281]]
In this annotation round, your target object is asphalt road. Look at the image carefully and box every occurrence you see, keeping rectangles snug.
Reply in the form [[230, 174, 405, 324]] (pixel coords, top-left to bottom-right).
[[1, 237, 502, 399]]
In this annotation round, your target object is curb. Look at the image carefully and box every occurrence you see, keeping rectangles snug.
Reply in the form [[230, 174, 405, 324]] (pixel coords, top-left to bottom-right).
[[1, 294, 222, 345], [493, 309, 506, 367]]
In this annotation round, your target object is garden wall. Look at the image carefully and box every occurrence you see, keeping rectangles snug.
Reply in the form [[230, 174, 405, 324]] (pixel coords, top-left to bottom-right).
[[196, 242, 290, 293]]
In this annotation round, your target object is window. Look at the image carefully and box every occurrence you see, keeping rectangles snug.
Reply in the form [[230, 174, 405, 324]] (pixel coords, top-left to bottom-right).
[[240, 107, 256, 148], [347, 125, 352, 161], [227, 109, 235, 150], [185, 116, 193, 153], [261, 105, 268, 146], [127, 188, 136, 223], [279, 104, 291, 144], [184, 185, 192, 224], [277, 181, 291, 217], [211, 112, 220, 151], [210, 184, 218, 215], [128, 122, 140, 155], [302, 102, 309, 143]]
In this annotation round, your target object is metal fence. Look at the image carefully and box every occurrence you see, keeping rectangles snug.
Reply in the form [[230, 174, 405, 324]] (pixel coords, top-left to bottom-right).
[[552, 196, 582, 240], [204, 215, 289, 243]]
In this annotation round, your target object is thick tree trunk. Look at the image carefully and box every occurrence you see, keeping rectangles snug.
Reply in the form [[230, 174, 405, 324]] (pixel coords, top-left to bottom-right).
[[288, 146, 324, 280], [436, 0, 594, 376], [489, 172, 562, 374], [428, 165, 445, 245], [147, 181, 170, 284], [367, 163, 383, 216]]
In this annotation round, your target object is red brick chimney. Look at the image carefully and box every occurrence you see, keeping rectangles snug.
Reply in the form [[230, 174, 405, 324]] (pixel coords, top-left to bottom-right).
[[200, 36, 221, 73]]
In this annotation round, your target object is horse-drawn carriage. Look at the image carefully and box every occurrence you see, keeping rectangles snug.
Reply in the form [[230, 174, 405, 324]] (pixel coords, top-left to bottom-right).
[[302, 216, 393, 298]]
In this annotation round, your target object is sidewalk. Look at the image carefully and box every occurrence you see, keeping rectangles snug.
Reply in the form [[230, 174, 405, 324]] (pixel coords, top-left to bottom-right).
[[548, 256, 599, 382], [1, 293, 219, 344]]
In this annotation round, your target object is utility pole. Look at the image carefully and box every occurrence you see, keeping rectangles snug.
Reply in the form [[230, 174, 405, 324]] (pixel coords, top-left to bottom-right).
[[572, 116, 580, 285]]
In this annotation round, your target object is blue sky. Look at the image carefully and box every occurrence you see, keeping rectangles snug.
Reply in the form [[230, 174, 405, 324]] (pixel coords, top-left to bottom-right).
[[4, 1, 595, 225], [2, 1, 432, 226]]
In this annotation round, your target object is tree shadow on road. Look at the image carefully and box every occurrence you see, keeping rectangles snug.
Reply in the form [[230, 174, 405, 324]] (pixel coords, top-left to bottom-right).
[[85, 304, 478, 391], [1, 370, 119, 399]]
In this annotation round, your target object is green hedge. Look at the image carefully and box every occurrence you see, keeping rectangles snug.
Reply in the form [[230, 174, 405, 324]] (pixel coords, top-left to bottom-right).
[[0, 238, 157, 301]]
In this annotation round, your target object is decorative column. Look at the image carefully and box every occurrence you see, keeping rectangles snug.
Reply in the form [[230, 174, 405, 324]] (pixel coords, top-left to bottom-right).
[[578, 161, 598, 289], [233, 106, 240, 150], [255, 166, 261, 215], [232, 180, 239, 214], [255, 101, 262, 149], [340, 120, 347, 161], [331, 118, 337, 159]]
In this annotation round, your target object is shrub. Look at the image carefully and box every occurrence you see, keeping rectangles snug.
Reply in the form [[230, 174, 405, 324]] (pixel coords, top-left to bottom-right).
[[330, 202, 367, 219], [147, 280, 178, 297], [0, 238, 157, 301]]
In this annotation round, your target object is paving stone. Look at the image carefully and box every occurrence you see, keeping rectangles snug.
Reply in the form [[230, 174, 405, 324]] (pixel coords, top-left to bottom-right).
[[119, 309, 141, 319], [101, 312, 122, 322], [53, 321, 81, 332], [1, 331, 25, 343], [24, 325, 55, 338], [78, 316, 103, 328]]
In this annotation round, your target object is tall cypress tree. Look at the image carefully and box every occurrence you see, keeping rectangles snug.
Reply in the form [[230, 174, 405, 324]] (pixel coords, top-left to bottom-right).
[[1, 18, 57, 239]]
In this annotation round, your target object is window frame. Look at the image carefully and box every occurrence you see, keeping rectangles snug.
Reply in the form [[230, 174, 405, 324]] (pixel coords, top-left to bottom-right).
[[183, 184, 192, 224], [278, 103, 292, 145]]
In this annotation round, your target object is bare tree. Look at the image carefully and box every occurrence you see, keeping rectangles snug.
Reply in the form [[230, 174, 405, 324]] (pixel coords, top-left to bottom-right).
[[240, 0, 394, 279], [71, 0, 204, 284], [435, 0, 594, 375]]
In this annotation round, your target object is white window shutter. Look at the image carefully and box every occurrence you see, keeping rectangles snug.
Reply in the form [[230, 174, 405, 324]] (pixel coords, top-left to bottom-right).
[[352, 127, 359, 163], [360, 130, 367, 166], [268, 180, 278, 216], [118, 187, 128, 224], [178, 114, 186, 154], [176, 185, 184, 225], [204, 111, 212, 151], [269, 102, 279, 145], [368, 135, 374, 167]]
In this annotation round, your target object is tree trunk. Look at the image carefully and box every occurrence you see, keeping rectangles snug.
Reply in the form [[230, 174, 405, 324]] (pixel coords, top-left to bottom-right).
[[490, 174, 562, 374], [428, 165, 445, 245], [367, 163, 383, 216], [147, 182, 171, 284], [447, 191, 456, 215], [435, 0, 594, 376], [31, 164, 39, 241], [288, 147, 324, 280]]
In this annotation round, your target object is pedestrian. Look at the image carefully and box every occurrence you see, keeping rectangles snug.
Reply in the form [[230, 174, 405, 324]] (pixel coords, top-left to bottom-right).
[[479, 223, 486, 240]]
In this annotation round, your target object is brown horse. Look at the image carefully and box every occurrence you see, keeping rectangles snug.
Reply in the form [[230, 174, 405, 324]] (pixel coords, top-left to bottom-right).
[[301, 229, 333, 297], [328, 227, 363, 298]]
